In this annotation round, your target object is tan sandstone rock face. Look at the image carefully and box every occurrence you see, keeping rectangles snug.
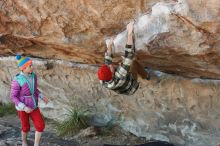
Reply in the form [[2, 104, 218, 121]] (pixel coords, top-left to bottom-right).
[[1, 0, 220, 145], [0, 0, 148, 63], [1, 0, 220, 79], [112, 0, 220, 79], [1, 58, 220, 146]]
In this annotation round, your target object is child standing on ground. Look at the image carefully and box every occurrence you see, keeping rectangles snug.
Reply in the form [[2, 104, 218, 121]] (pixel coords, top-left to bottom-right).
[[10, 55, 49, 146]]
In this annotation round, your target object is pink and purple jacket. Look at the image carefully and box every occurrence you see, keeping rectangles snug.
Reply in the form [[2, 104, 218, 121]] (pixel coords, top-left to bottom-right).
[[10, 72, 43, 111]]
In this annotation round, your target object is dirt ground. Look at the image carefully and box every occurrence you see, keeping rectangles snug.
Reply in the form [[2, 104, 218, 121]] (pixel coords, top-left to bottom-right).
[[0, 115, 148, 146]]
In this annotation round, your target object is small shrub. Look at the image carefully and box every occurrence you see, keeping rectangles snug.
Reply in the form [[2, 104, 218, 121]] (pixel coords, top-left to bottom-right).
[[0, 103, 16, 117], [56, 106, 91, 136]]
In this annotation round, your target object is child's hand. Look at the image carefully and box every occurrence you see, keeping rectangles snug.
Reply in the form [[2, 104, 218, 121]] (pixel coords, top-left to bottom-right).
[[24, 106, 33, 113], [42, 97, 49, 104]]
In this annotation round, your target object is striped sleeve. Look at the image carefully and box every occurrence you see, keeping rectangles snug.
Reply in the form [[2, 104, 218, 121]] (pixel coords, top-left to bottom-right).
[[123, 44, 135, 68], [104, 52, 113, 65], [115, 44, 134, 79]]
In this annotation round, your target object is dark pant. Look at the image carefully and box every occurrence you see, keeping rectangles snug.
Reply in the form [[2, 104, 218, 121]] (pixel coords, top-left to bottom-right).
[[130, 59, 148, 80]]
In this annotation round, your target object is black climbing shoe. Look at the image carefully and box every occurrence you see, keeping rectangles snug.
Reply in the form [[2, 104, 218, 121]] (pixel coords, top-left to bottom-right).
[[144, 67, 152, 80]]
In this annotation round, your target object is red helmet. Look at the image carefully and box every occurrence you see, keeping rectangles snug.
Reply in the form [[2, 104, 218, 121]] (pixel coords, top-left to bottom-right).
[[97, 64, 112, 81]]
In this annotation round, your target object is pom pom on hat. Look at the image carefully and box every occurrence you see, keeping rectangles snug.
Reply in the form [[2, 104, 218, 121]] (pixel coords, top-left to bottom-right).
[[16, 54, 22, 60]]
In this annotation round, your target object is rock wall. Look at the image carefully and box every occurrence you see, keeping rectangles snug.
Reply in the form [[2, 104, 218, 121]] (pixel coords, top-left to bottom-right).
[[112, 0, 220, 79], [0, 0, 150, 63], [1, 0, 220, 145], [1, 57, 220, 146], [1, 0, 220, 79]]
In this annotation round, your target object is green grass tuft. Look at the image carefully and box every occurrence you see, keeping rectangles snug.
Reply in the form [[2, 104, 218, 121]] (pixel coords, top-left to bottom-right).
[[0, 102, 16, 117], [55, 106, 91, 137]]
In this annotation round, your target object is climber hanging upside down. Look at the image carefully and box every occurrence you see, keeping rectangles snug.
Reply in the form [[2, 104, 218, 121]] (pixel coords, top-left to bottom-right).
[[97, 21, 151, 95]]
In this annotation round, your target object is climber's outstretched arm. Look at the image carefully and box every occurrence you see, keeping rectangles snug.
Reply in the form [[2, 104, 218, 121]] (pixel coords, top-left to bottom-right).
[[102, 21, 136, 81], [100, 21, 140, 94], [104, 38, 114, 65], [104, 38, 115, 74], [119, 21, 135, 72], [126, 21, 134, 46]]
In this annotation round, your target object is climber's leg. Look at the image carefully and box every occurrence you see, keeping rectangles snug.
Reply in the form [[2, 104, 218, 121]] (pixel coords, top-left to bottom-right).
[[130, 59, 149, 79]]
